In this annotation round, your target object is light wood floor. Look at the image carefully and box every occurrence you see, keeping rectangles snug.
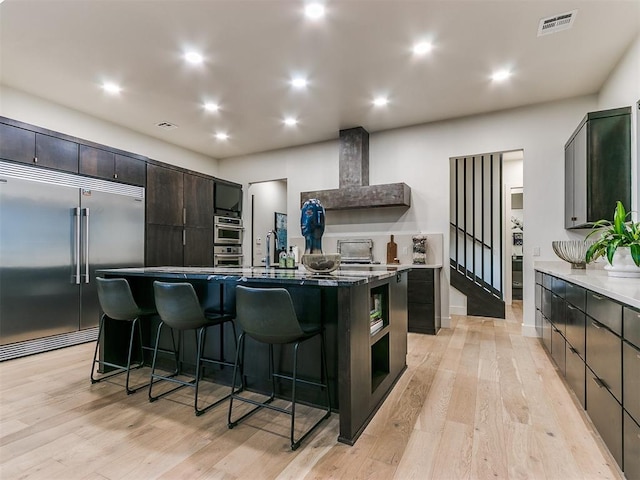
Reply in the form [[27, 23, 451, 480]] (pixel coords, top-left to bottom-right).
[[0, 304, 623, 479]]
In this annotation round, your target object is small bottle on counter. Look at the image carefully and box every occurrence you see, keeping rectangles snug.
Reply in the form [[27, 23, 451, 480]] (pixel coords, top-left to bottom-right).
[[279, 250, 287, 268], [286, 246, 295, 268]]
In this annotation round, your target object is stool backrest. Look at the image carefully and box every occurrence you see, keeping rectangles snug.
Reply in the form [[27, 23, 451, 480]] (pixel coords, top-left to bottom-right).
[[96, 277, 141, 321], [235, 286, 304, 344], [153, 281, 207, 330]]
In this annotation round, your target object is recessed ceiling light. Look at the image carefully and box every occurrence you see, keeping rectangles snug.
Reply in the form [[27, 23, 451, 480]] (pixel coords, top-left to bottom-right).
[[491, 69, 512, 82], [373, 96, 389, 107], [412, 41, 433, 55], [102, 82, 121, 94], [291, 77, 308, 89], [204, 102, 220, 112], [214, 132, 229, 141], [284, 117, 298, 126], [304, 2, 325, 19], [184, 51, 204, 65]]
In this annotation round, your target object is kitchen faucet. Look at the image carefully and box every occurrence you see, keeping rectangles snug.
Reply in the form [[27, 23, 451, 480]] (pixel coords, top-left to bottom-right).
[[265, 230, 277, 268]]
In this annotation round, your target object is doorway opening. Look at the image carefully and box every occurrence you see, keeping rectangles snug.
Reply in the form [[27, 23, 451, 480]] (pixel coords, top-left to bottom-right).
[[247, 179, 287, 267]]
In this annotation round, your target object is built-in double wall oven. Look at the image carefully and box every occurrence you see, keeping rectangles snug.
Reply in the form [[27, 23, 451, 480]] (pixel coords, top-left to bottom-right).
[[214, 215, 243, 265]]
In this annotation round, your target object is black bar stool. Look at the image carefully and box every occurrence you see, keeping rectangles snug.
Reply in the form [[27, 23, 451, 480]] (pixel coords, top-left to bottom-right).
[[149, 281, 239, 416], [228, 285, 331, 450], [91, 277, 155, 394]]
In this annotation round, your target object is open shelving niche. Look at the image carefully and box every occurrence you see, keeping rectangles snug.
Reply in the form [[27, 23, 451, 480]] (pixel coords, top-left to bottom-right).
[[370, 284, 390, 393]]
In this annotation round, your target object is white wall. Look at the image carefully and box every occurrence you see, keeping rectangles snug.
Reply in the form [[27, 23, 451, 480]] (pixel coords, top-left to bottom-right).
[[0, 85, 219, 176], [247, 180, 287, 266], [219, 95, 598, 332]]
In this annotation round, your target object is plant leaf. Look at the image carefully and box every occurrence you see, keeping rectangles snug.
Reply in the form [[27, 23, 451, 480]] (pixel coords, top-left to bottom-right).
[[631, 244, 640, 267]]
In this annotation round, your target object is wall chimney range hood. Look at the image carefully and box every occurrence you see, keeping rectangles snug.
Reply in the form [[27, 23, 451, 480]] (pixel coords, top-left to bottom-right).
[[300, 126, 411, 210]]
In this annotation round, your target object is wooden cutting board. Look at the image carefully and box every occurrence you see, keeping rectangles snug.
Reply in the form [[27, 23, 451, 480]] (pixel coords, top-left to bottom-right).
[[386, 234, 398, 264]]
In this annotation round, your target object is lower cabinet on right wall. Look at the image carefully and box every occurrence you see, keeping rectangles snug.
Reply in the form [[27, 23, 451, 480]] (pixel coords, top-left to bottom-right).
[[535, 270, 640, 478]]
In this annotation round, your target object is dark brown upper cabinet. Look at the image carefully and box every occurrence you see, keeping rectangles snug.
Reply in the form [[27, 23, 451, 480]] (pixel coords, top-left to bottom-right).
[[0, 122, 35, 164], [0, 123, 78, 173], [79, 145, 145, 186], [565, 106, 631, 229]]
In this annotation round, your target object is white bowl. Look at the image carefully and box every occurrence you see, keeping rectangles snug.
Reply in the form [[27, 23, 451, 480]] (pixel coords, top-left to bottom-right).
[[301, 253, 341, 274], [551, 240, 595, 269]]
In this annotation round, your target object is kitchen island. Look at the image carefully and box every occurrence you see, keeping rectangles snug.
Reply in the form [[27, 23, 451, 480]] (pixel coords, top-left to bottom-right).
[[98, 265, 409, 445]]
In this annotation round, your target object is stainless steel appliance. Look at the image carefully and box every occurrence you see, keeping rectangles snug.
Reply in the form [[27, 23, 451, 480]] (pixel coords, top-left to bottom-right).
[[214, 245, 243, 266], [0, 161, 145, 360], [214, 215, 243, 245], [337, 238, 375, 263]]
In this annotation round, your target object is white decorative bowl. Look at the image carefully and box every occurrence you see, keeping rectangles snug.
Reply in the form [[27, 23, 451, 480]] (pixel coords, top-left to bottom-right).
[[301, 253, 341, 274], [552, 240, 595, 269]]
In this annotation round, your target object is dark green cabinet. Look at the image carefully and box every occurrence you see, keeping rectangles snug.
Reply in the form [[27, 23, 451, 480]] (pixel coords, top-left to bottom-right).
[[565, 106, 631, 229]]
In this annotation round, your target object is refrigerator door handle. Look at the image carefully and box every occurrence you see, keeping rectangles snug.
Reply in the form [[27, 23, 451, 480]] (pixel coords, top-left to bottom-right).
[[74, 207, 81, 284], [84, 208, 90, 283]]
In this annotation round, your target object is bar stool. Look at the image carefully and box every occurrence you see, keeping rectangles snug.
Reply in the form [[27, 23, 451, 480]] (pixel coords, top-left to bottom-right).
[[91, 277, 155, 394], [227, 285, 331, 451], [149, 281, 239, 416]]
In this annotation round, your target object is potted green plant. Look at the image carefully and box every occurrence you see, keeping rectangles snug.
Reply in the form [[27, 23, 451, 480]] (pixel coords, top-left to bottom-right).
[[585, 201, 640, 277]]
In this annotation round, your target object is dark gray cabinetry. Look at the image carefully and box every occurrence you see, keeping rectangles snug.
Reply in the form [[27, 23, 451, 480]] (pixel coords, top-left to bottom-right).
[[586, 367, 623, 467], [565, 106, 631, 229], [624, 412, 640, 480], [407, 268, 440, 334], [79, 145, 146, 186], [145, 163, 214, 267], [535, 269, 640, 474]]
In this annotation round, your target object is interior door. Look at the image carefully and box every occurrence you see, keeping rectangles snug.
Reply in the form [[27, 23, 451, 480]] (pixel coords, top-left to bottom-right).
[[0, 174, 80, 344]]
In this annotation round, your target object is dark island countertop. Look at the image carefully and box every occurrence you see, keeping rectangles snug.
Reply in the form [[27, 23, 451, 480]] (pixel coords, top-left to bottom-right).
[[98, 264, 411, 287]]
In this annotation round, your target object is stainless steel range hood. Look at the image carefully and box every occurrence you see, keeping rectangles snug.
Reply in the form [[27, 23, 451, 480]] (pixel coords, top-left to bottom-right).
[[300, 127, 411, 210]]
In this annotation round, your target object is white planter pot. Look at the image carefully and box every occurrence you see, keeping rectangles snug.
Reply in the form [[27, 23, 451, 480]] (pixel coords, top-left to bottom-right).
[[604, 247, 640, 278]]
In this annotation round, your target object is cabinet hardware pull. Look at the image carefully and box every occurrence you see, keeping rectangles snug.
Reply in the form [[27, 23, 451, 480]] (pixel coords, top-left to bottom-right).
[[591, 321, 601, 329], [114, 173, 118, 179], [567, 305, 576, 310], [592, 294, 603, 300], [183, 207, 186, 225], [571, 216, 577, 221], [592, 377, 605, 389], [33, 156, 38, 163], [182, 229, 186, 246]]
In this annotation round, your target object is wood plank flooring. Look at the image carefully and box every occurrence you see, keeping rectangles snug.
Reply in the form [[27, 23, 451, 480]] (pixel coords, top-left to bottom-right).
[[0, 303, 623, 479]]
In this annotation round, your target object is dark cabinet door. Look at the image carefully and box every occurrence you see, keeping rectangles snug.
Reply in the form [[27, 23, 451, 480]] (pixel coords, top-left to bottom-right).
[[624, 412, 640, 480], [145, 224, 184, 267], [624, 340, 640, 422], [184, 174, 213, 228], [586, 368, 623, 468], [115, 154, 145, 186], [146, 164, 184, 226], [566, 107, 631, 229], [79, 145, 114, 179], [565, 303, 586, 358], [586, 317, 622, 402], [565, 343, 585, 408], [407, 268, 439, 334], [184, 227, 213, 267], [0, 122, 35, 163], [35, 133, 78, 172]]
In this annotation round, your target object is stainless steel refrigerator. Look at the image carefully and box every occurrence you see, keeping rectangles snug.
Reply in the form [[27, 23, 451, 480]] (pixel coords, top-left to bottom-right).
[[0, 161, 144, 358]]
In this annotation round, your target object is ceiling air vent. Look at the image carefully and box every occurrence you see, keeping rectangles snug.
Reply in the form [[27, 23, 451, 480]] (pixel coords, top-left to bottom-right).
[[537, 10, 577, 36], [156, 121, 178, 130]]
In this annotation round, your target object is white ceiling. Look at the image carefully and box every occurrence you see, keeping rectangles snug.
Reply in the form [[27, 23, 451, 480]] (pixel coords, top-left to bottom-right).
[[1, 0, 638, 160]]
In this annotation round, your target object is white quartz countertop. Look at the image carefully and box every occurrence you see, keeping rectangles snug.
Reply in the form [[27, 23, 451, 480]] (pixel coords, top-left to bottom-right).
[[535, 261, 640, 310]]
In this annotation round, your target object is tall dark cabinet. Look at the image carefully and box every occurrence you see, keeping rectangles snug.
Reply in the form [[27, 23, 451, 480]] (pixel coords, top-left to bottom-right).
[[145, 163, 213, 267], [564, 106, 631, 229], [407, 268, 441, 335]]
